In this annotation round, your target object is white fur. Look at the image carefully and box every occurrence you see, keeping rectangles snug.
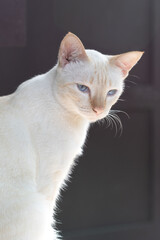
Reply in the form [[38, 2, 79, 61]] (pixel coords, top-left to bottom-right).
[[0, 41, 142, 239], [0, 67, 89, 239]]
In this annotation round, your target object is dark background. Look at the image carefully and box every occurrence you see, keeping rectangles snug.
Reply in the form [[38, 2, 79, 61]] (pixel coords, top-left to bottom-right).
[[0, 0, 160, 239]]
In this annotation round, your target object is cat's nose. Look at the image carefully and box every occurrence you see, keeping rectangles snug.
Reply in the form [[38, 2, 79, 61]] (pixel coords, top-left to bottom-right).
[[92, 107, 104, 115]]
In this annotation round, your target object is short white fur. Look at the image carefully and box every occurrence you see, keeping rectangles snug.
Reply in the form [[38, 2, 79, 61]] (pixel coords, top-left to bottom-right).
[[0, 32, 143, 240]]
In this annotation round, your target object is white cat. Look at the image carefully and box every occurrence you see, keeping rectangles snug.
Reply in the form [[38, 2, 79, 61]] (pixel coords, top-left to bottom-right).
[[0, 33, 143, 240]]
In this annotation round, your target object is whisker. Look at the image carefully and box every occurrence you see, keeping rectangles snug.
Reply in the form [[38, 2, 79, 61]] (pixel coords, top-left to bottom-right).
[[118, 98, 125, 102], [108, 114, 119, 136], [110, 110, 130, 119], [103, 109, 130, 136], [129, 74, 140, 80], [126, 79, 137, 85], [107, 115, 114, 129], [105, 118, 111, 128], [112, 114, 123, 136], [126, 74, 141, 86]]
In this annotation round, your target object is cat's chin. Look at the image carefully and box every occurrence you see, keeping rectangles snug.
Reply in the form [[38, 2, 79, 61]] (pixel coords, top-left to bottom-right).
[[88, 117, 104, 123], [86, 114, 108, 123]]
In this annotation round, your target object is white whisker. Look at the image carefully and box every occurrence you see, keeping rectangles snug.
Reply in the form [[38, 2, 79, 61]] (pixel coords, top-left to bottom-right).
[[129, 74, 140, 80], [103, 109, 129, 136], [110, 110, 130, 119], [118, 98, 125, 102], [108, 114, 118, 135]]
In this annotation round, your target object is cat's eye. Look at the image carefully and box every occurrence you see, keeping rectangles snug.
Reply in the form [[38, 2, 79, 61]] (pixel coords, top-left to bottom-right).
[[107, 89, 118, 97], [77, 84, 89, 93]]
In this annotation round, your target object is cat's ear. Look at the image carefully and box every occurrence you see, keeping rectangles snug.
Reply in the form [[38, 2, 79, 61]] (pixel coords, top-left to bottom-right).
[[110, 51, 144, 78], [58, 32, 89, 68]]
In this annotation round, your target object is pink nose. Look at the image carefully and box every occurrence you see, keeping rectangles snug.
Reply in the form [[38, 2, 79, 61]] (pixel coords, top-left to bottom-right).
[[92, 107, 104, 115]]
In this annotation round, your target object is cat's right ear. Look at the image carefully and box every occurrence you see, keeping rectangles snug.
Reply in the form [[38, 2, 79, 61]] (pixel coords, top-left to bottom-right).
[[58, 32, 89, 68]]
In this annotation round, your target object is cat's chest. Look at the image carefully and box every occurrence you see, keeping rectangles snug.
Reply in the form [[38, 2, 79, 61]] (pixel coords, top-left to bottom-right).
[[33, 118, 88, 169], [32, 118, 88, 200]]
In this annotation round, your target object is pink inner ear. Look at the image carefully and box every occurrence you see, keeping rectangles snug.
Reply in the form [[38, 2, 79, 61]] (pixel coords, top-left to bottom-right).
[[115, 60, 131, 76], [58, 32, 88, 68], [113, 51, 144, 77], [62, 47, 74, 66]]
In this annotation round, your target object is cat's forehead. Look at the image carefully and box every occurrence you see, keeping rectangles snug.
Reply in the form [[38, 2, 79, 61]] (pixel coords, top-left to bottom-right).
[[62, 50, 109, 81], [84, 50, 123, 89], [85, 50, 110, 84], [61, 49, 121, 88], [86, 49, 108, 67]]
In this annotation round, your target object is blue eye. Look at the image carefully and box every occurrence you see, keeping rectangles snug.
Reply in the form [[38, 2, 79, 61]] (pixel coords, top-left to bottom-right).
[[107, 89, 117, 96], [77, 84, 89, 93]]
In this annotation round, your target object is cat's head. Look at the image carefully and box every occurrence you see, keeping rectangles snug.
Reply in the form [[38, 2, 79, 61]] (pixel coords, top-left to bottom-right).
[[55, 33, 143, 123]]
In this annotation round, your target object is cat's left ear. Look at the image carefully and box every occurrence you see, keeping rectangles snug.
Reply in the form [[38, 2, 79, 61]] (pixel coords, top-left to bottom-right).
[[58, 32, 89, 68], [110, 51, 144, 78]]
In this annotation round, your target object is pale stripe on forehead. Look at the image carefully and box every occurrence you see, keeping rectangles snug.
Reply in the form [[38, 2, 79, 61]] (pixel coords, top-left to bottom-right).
[[90, 76, 94, 84], [90, 61, 109, 87], [108, 76, 112, 88]]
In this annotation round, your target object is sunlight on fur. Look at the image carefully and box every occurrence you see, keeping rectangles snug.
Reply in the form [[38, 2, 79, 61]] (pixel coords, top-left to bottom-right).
[[0, 32, 143, 240]]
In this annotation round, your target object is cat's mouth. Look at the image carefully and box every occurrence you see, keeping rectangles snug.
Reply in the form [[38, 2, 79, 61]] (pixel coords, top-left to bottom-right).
[[77, 106, 109, 122], [79, 109, 108, 122]]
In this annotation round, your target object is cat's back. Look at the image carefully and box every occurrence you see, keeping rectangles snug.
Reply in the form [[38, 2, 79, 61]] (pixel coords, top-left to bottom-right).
[[0, 95, 11, 110], [0, 93, 51, 239], [0, 92, 37, 182], [0, 94, 16, 132], [0, 94, 22, 132]]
